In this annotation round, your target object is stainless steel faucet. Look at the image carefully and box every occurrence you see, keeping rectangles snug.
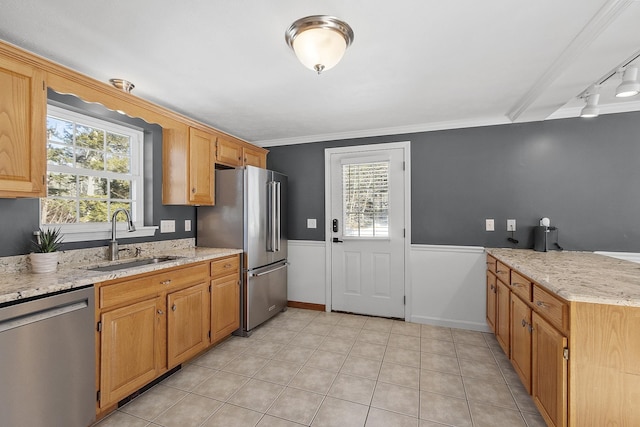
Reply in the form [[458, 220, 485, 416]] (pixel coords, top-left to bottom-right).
[[108, 209, 136, 261]]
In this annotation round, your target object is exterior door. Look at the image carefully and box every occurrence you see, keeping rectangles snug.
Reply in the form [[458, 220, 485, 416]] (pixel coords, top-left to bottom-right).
[[328, 145, 406, 318]]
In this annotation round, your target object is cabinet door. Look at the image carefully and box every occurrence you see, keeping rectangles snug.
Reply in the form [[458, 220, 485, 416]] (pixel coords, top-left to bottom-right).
[[243, 146, 266, 168], [167, 282, 209, 368], [99, 297, 161, 408], [188, 127, 215, 205], [495, 279, 510, 355], [532, 312, 568, 427], [211, 274, 240, 343], [486, 271, 497, 333], [511, 294, 532, 392], [0, 55, 46, 197], [216, 137, 243, 167]]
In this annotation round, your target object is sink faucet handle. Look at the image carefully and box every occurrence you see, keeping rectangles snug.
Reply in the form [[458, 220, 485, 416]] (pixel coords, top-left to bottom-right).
[[134, 247, 143, 257]]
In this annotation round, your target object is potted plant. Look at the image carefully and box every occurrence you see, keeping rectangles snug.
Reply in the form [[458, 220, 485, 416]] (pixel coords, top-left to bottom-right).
[[29, 227, 64, 273]]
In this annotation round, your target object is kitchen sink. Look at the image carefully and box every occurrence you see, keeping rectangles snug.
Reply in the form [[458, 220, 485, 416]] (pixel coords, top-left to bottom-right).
[[87, 256, 183, 272]]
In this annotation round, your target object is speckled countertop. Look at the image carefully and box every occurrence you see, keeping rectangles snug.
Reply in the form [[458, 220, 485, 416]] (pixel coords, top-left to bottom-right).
[[0, 245, 242, 305], [486, 248, 640, 307]]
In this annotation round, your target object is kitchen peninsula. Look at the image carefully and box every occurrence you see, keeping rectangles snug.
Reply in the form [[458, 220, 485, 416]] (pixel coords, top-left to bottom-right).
[[486, 248, 640, 427]]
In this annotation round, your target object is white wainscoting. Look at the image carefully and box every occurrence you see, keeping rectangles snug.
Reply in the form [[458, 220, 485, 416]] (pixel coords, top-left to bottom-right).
[[288, 240, 489, 331], [287, 240, 326, 305], [409, 245, 488, 332]]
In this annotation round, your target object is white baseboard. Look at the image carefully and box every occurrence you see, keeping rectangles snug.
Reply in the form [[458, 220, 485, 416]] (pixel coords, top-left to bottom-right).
[[410, 314, 491, 333]]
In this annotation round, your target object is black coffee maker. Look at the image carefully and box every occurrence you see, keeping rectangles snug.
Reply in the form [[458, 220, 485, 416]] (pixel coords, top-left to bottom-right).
[[533, 217, 562, 252]]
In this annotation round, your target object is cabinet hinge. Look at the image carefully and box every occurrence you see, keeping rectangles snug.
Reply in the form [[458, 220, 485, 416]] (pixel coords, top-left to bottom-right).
[[563, 347, 569, 360], [42, 175, 45, 185], [97, 321, 102, 332], [42, 80, 45, 91], [208, 330, 211, 339], [96, 390, 101, 402], [209, 284, 212, 292]]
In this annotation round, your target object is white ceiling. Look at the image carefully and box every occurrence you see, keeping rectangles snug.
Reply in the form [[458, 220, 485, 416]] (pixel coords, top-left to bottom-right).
[[1, 1, 640, 147]]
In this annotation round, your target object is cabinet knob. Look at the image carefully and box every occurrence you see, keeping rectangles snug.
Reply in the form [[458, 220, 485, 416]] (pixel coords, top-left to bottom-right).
[[160, 280, 172, 285], [192, 187, 196, 193], [521, 319, 527, 327], [536, 301, 549, 309], [157, 309, 164, 315], [224, 263, 232, 269], [172, 304, 177, 312]]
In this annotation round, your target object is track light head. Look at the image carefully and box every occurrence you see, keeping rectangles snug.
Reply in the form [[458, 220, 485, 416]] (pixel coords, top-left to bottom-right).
[[580, 92, 600, 118], [615, 66, 640, 98]]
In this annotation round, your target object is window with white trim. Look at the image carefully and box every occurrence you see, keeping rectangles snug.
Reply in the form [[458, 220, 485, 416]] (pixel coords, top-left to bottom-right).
[[42, 105, 146, 240], [342, 161, 389, 238]]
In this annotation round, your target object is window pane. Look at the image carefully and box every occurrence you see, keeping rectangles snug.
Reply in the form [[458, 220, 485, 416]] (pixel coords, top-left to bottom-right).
[[79, 200, 108, 222], [79, 175, 107, 198], [75, 124, 105, 149], [47, 172, 76, 197], [106, 154, 130, 173], [76, 148, 105, 171], [41, 198, 77, 224], [110, 179, 131, 200], [342, 161, 389, 237], [107, 132, 131, 154], [47, 117, 73, 144], [47, 143, 74, 167], [110, 201, 132, 216]]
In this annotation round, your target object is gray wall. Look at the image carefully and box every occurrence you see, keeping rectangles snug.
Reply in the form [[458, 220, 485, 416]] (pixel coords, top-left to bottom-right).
[[267, 111, 640, 252], [0, 91, 196, 257]]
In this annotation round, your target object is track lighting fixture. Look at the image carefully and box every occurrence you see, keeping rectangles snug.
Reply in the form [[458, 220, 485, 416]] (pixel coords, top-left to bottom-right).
[[615, 66, 640, 98], [580, 87, 600, 118]]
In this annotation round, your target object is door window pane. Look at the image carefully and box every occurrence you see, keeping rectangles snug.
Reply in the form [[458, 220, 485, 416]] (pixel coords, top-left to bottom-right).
[[342, 161, 389, 237]]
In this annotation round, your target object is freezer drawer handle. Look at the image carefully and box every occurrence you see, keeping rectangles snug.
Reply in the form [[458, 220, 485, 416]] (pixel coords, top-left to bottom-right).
[[250, 263, 288, 277]]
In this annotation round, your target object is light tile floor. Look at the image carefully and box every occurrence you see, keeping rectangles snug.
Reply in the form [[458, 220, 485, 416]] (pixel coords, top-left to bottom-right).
[[94, 308, 546, 427]]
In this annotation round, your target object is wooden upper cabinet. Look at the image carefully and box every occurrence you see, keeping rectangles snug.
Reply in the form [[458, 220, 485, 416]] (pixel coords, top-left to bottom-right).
[[243, 146, 266, 168], [0, 55, 46, 198], [188, 127, 215, 205], [216, 136, 243, 167]]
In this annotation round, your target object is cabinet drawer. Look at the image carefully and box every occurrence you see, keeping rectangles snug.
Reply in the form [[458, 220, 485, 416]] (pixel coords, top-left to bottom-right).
[[510, 271, 532, 302], [99, 276, 155, 309], [496, 261, 510, 284], [533, 285, 568, 332], [152, 263, 208, 290], [486, 255, 497, 274], [211, 255, 240, 278]]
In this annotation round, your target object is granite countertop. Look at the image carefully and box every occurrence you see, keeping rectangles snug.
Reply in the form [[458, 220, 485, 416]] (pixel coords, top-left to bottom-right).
[[0, 246, 242, 305], [486, 248, 640, 307]]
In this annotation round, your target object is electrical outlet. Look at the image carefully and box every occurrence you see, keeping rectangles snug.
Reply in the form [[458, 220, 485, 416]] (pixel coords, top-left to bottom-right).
[[485, 219, 495, 231], [307, 218, 317, 229], [507, 219, 516, 232], [184, 219, 191, 232], [160, 220, 175, 233]]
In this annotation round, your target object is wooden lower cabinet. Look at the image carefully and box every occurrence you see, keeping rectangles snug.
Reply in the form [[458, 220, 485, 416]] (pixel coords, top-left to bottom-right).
[[167, 282, 209, 368], [532, 312, 568, 427], [510, 293, 532, 393], [495, 279, 510, 355], [486, 271, 497, 333], [99, 297, 162, 408], [211, 274, 240, 343]]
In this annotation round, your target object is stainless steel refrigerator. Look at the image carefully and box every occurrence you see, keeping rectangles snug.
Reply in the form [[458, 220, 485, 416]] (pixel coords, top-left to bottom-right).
[[197, 166, 288, 333]]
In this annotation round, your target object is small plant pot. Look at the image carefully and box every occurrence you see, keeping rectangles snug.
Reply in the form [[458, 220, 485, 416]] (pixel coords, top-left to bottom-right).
[[29, 252, 59, 274]]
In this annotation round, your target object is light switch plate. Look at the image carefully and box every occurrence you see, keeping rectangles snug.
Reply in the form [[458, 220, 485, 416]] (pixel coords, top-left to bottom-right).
[[160, 220, 175, 233], [307, 218, 317, 229], [507, 219, 516, 232], [485, 219, 495, 231], [184, 219, 191, 232]]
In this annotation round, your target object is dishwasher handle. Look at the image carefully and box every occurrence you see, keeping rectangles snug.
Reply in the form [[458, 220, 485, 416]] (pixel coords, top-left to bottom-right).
[[0, 299, 89, 334]]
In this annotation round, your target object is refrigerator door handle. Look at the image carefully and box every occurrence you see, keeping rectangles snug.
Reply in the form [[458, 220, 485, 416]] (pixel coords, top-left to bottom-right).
[[275, 181, 281, 252], [269, 181, 277, 252], [250, 262, 289, 277]]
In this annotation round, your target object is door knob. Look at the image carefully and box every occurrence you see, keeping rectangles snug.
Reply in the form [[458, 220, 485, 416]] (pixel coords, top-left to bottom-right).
[[332, 237, 343, 243]]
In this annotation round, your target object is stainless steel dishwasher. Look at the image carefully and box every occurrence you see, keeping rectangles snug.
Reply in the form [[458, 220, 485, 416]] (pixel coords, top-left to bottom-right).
[[0, 286, 95, 427]]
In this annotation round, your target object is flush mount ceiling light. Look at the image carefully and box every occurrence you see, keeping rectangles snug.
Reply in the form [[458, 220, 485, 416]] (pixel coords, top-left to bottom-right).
[[285, 15, 354, 74], [615, 66, 640, 98], [109, 78, 135, 93], [580, 88, 600, 118]]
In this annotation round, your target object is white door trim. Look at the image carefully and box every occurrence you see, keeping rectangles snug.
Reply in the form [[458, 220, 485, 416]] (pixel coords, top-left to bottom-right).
[[324, 141, 412, 320]]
